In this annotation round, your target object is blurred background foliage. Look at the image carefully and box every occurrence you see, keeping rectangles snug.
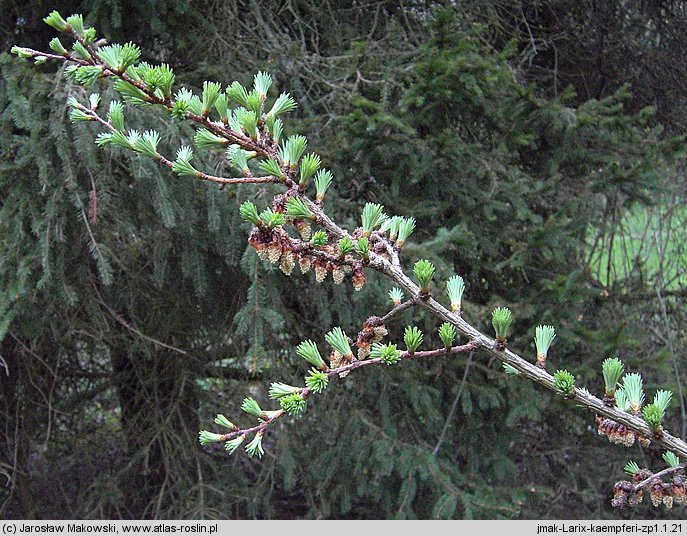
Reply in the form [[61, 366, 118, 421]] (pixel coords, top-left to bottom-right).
[[1, 0, 687, 519]]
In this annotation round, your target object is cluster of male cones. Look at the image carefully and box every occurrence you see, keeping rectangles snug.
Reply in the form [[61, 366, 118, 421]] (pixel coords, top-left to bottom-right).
[[596, 415, 651, 448], [613, 468, 686, 510], [248, 223, 366, 289], [247, 193, 405, 291]]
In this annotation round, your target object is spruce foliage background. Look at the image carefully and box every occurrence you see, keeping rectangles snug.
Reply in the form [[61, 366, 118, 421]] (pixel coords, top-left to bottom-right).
[[1, 0, 686, 519]]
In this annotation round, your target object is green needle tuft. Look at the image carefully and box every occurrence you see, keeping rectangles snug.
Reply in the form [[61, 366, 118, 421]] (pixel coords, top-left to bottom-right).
[[413, 260, 435, 294], [446, 276, 465, 312], [438, 322, 456, 349], [491, 307, 512, 343], [404, 326, 423, 353], [553, 370, 575, 397]]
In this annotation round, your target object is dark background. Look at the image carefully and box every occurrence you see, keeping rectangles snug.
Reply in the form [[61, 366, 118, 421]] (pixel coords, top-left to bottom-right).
[[1, 0, 687, 519]]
